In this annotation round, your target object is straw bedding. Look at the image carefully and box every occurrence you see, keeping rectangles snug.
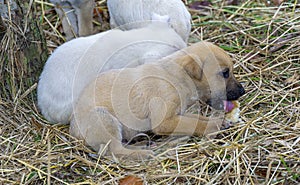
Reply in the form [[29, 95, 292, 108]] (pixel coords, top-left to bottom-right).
[[0, 0, 299, 184]]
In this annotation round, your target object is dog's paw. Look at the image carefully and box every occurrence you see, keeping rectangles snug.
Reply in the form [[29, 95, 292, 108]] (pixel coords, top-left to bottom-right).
[[112, 147, 154, 160], [221, 120, 234, 130], [204, 117, 224, 138], [126, 150, 155, 160]]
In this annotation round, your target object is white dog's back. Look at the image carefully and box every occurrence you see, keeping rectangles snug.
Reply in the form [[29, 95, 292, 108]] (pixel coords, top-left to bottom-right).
[[37, 22, 186, 124], [107, 0, 191, 42]]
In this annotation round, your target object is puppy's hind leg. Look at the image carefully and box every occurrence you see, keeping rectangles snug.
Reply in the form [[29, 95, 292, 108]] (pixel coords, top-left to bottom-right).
[[70, 106, 153, 159], [98, 107, 154, 159]]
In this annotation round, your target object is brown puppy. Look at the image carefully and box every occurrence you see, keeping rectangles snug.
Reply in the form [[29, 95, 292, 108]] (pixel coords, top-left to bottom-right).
[[70, 41, 245, 158]]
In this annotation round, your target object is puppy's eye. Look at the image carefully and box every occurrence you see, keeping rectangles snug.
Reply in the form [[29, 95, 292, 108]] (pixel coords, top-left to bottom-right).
[[221, 68, 230, 78]]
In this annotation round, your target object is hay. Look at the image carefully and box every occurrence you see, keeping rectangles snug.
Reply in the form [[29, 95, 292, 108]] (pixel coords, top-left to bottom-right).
[[0, 0, 299, 184]]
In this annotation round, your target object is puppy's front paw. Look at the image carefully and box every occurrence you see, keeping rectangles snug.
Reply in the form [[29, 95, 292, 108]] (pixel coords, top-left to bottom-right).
[[204, 117, 224, 139], [112, 146, 154, 160], [125, 150, 155, 160]]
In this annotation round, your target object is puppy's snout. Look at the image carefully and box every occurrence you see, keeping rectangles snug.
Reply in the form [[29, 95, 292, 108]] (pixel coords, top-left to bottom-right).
[[226, 82, 245, 101], [238, 83, 245, 96]]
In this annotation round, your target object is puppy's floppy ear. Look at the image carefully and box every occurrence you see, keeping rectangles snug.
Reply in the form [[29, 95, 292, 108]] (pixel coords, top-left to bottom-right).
[[181, 55, 203, 80]]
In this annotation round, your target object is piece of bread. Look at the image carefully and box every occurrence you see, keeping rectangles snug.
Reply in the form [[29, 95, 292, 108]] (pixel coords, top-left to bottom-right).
[[222, 101, 240, 129], [225, 101, 240, 123]]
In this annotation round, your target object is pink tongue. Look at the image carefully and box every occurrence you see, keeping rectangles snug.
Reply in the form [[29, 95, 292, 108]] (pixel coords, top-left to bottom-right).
[[223, 101, 235, 112]]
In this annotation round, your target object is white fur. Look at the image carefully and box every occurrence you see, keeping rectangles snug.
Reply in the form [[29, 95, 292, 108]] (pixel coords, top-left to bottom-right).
[[107, 0, 191, 42], [37, 22, 186, 124]]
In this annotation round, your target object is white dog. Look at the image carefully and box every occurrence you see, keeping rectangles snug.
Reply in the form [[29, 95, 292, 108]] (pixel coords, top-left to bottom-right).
[[107, 0, 191, 42], [37, 20, 186, 124]]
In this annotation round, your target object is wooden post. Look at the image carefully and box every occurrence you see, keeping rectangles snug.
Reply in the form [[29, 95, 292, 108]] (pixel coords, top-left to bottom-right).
[[0, 0, 48, 102]]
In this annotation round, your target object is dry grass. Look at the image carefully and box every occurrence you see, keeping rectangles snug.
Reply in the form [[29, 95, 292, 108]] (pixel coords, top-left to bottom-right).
[[0, 0, 300, 184]]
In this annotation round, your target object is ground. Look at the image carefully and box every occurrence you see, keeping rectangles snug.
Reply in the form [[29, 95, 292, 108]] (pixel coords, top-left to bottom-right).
[[0, 0, 299, 184]]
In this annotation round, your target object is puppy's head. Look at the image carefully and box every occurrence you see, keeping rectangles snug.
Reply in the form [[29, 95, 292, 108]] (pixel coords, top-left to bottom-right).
[[180, 41, 245, 110]]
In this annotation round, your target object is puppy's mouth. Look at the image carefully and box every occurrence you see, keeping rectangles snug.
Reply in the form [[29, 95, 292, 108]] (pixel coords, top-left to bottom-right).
[[223, 100, 235, 112], [206, 99, 235, 112]]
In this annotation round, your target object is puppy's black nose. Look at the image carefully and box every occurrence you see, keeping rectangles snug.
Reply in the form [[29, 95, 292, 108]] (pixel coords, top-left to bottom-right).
[[239, 84, 245, 96]]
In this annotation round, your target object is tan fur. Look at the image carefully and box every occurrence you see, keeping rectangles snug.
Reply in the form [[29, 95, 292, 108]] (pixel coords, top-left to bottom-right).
[[70, 41, 244, 158]]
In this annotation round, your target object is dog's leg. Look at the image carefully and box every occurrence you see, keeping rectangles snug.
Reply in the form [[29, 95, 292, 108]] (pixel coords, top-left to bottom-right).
[[149, 98, 223, 138], [70, 106, 153, 159], [109, 14, 117, 29], [96, 107, 154, 159], [50, 0, 94, 39], [153, 114, 223, 138], [50, 0, 78, 40], [72, 0, 94, 37]]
